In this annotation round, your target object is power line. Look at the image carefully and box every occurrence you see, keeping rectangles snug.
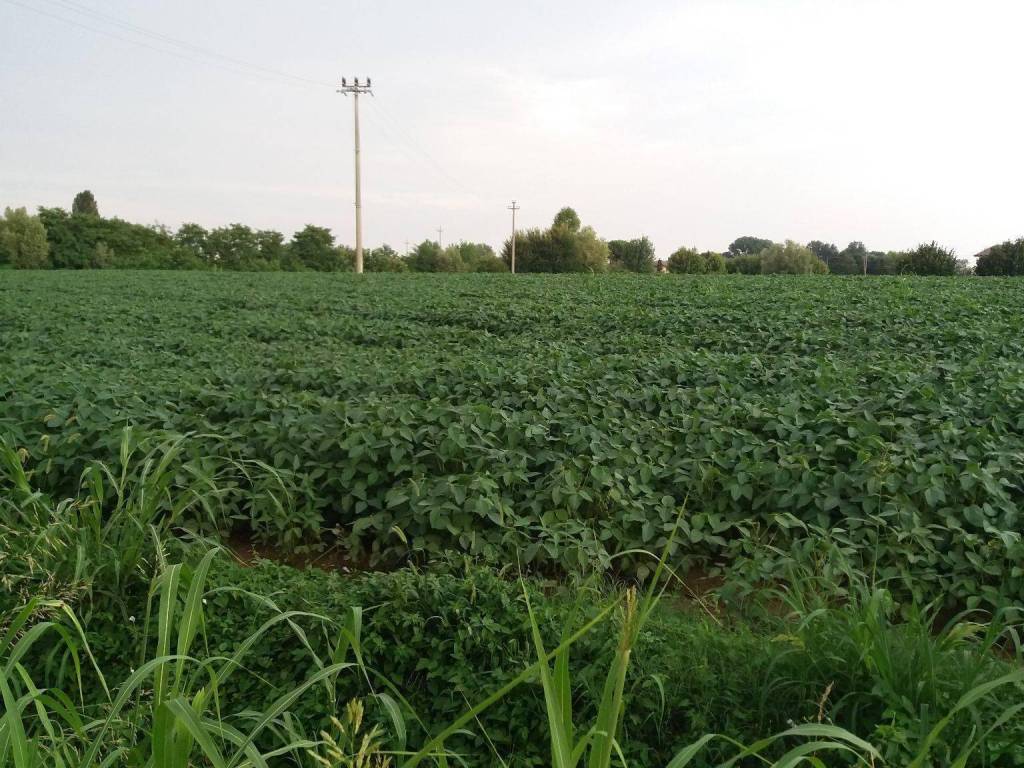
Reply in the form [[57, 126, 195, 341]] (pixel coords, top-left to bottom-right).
[[4, 0, 333, 89], [42, 0, 334, 88], [367, 96, 485, 202], [6, 0, 496, 232]]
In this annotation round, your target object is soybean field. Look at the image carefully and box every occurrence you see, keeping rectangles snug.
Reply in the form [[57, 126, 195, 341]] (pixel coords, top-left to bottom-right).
[[2, 270, 1023, 606]]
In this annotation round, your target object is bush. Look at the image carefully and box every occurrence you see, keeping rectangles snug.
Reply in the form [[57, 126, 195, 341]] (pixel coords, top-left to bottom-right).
[[667, 246, 706, 274], [703, 251, 726, 273], [115, 559, 1024, 767], [407, 240, 459, 272], [760, 240, 828, 274], [365, 245, 408, 272], [725, 253, 762, 274]]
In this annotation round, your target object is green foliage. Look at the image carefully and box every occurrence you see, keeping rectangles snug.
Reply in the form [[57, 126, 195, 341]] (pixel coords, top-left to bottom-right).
[[27, 550, 1019, 768], [446, 241, 507, 273], [866, 250, 906, 275], [406, 240, 457, 272], [608, 237, 656, 273], [905, 241, 958, 276], [724, 253, 761, 274], [727, 235, 773, 257], [760, 240, 828, 274], [553, 207, 581, 233], [364, 244, 408, 273], [37, 207, 180, 269], [1, 453, 1022, 767], [829, 240, 865, 275], [3, 272, 1024, 611], [71, 189, 99, 216], [702, 251, 726, 273], [172, 223, 211, 268], [206, 223, 261, 269], [290, 224, 346, 272], [503, 209, 609, 273], [975, 238, 1024, 276], [666, 247, 705, 274], [0, 555, 359, 768], [807, 240, 838, 268], [0, 207, 50, 269]]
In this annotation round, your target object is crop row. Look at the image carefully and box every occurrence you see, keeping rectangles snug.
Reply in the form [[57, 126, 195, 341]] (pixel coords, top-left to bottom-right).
[[1, 271, 1023, 606]]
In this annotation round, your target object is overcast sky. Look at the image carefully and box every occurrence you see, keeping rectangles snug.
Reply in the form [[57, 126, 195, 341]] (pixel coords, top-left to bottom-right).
[[2, 0, 1022, 258]]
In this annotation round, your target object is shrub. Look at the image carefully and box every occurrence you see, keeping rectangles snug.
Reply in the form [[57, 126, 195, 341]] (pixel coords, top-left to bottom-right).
[[760, 240, 828, 274], [667, 246, 706, 274], [725, 253, 762, 274], [703, 251, 726, 273], [407, 240, 459, 272], [365, 245, 408, 272]]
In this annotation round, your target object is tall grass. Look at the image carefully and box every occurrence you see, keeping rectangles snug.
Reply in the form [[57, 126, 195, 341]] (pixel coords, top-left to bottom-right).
[[2, 434, 1023, 766]]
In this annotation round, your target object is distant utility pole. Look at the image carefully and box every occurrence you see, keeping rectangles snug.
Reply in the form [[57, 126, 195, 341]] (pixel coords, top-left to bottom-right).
[[507, 200, 520, 274], [337, 76, 373, 273], [437, 227, 444, 249], [404, 239, 410, 257]]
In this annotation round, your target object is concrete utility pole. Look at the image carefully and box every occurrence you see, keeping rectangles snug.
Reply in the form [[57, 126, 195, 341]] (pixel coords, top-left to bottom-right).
[[507, 200, 520, 273], [437, 227, 444, 249], [337, 76, 373, 273]]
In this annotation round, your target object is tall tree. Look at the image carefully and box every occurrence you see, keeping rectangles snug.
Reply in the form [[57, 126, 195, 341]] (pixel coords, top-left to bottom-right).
[[255, 229, 286, 268], [834, 241, 867, 275], [71, 190, 99, 216], [975, 239, 1024, 276], [905, 242, 957, 275], [174, 223, 209, 264], [407, 240, 458, 272], [207, 224, 260, 269], [727, 236, 773, 257], [807, 240, 839, 269], [552, 207, 581, 233], [502, 208, 608, 273], [608, 237, 656, 273], [289, 225, 339, 271], [1, 207, 50, 269]]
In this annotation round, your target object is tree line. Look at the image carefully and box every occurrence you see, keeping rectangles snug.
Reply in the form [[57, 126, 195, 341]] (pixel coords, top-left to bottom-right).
[[0, 192, 504, 273], [2, 191, 1022, 276], [663, 236, 973, 276]]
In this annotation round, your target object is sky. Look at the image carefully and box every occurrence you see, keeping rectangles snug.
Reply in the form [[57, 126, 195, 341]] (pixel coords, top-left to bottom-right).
[[1, 0, 1022, 259]]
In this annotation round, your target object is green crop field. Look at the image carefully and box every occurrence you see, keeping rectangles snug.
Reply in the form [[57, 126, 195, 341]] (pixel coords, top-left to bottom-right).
[[3, 270, 1024, 766], [2, 270, 1023, 602]]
